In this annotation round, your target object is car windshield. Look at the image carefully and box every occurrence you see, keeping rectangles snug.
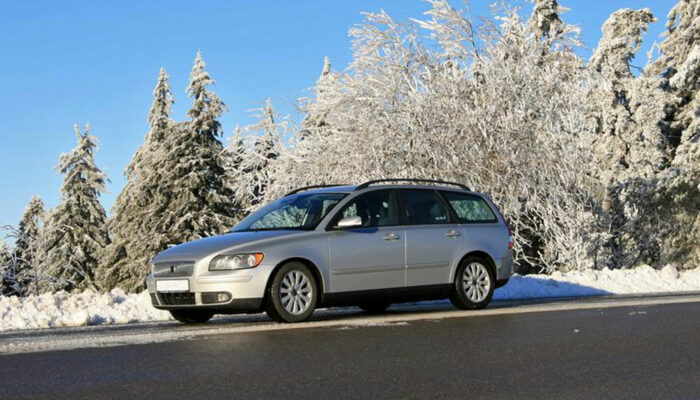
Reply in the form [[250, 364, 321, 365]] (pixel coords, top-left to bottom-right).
[[233, 192, 347, 232]]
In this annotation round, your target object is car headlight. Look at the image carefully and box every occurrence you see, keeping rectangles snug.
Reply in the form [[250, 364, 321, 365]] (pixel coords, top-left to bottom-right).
[[209, 253, 264, 271]]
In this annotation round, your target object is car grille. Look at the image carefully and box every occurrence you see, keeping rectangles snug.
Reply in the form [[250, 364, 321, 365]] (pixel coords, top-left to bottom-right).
[[153, 262, 195, 278], [157, 292, 196, 306]]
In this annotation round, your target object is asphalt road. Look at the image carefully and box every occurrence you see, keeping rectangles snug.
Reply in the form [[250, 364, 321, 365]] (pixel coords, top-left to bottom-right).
[[2, 298, 700, 400]]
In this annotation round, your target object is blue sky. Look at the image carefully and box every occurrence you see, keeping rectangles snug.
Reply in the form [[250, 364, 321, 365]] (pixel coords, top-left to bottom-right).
[[0, 0, 676, 227]]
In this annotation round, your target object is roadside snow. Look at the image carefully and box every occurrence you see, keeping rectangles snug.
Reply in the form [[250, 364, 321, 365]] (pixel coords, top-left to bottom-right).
[[494, 264, 700, 300], [1, 265, 699, 332], [0, 289, 171, 331]]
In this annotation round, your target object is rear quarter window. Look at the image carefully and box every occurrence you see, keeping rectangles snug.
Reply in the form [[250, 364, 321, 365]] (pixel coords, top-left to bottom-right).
[[442, 191, 498, 223]]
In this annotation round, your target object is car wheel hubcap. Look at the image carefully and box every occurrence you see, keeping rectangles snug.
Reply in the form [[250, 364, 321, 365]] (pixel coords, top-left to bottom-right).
[[462, 262, 491, 303], [280, 270, 313, 315]]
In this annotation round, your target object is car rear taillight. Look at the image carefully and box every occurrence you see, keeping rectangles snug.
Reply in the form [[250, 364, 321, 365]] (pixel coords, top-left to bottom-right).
[[489, 200, 514, 251], [506, 221, 514, 250]]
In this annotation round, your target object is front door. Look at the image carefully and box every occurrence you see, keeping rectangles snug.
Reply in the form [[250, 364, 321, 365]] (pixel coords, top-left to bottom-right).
[[328, 190, 405, 293]]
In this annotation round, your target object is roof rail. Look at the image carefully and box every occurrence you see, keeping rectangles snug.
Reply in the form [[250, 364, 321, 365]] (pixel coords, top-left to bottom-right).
[[285, 184, 349, 196], [355, 178, 470, 191]]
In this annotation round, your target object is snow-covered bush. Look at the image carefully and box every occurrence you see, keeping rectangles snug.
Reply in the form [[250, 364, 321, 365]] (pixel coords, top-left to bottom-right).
[[267, 1, 604, 272]]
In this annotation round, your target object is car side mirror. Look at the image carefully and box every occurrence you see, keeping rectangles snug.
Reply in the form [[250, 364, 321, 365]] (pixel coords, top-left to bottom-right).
[[337, 216, 362, 228]]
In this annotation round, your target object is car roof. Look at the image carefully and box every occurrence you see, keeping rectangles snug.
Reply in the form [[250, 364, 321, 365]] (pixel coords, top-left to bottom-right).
[[293, 184, 480, 196]]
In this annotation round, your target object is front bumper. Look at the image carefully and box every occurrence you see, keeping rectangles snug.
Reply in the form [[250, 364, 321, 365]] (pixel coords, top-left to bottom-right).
[[146, 263, 275, 313]]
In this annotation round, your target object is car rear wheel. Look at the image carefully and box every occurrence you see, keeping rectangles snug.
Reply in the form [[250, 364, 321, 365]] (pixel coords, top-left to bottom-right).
[[266, 262, 318, 323], [358, 301, 392, 314], [449, 256, 495, 310], [170, 310, 214, 324]]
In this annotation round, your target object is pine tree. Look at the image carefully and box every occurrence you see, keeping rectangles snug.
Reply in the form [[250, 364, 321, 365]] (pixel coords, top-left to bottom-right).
[[107, 51, 235, 292], [299, 56, 333, 140], [98, 68, 175, 290], [0, 239, 15, 296], [528, 0, 564, 44], [15, 196, 45, 279], [225, 125, 249, 222], [0, 240, 10, 267], [44, 124, 108, 292], [160, 50, 234, 233], [587, 8, 682, 268], [241, 99, 284, 209], [646, 0, 700, 268]]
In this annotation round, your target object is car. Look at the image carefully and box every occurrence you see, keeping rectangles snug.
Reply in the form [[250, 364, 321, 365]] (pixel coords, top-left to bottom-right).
[[147, 179, 514, 323]]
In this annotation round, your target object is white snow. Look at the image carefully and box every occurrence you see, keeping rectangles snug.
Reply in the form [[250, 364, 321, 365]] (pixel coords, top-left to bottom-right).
[[494, 264, 700, 300], [1, 265, 699, 332], [0, 289, 171, 331]]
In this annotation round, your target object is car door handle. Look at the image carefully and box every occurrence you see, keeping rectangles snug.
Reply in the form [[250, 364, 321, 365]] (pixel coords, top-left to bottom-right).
[[383, 233, 401, 241], [445, 229, 461, 239]]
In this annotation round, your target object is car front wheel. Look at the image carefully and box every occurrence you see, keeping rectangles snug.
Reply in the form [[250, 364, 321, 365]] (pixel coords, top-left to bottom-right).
[[449, 257, 495, 310], [266, 262, 318, 323]]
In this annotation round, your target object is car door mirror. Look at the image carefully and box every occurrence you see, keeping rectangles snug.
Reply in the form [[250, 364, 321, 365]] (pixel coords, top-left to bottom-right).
[[337, 216, 362, 228]]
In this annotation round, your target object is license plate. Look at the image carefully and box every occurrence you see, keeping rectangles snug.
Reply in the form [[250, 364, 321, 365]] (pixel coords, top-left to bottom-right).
[[156, 280, 189, 292]]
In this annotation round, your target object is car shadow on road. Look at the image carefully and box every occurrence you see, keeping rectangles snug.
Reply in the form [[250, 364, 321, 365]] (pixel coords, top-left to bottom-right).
[[205, 278, 613, 326]]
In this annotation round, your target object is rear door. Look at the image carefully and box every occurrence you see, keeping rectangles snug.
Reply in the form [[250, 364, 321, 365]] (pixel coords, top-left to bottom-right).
[[328, 190, 405, 293], [398, 189, 465, 287], [441, 191, 506, 259]]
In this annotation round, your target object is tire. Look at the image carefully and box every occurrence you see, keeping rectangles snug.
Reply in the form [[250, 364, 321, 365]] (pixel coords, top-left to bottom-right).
[[170, 310, 214, 324], [449, 256, 496, 310], [266, 262, 318, 323], [358, 301, 392, 314]]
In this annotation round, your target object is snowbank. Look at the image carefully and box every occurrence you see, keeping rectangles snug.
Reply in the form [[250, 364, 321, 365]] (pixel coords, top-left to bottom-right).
[[1, 265, 699, 331], [494, 264, 700, 300], [0, 289, 171, 331]]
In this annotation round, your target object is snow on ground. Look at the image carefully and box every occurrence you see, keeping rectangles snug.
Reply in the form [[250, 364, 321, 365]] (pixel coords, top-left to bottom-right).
[[1, 265, 699, 332], [0, 289, 171, 332], [493, 264, 700, 300]]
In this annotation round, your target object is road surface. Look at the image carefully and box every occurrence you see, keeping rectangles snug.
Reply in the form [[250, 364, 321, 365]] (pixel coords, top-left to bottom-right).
[[1, 295, 699, 399]]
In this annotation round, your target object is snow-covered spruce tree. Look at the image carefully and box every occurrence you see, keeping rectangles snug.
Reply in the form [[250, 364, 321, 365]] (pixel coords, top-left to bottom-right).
[[97, 68, 175, 290], [0, 240, 10, 270], [44, 124, 108, 292], [648, 0, 699, 143], [0, 239, 13, 296], [587, 8, 675, 268], [279, 1, 601, 272], [528, 0, 565, 51], [299, 56, 335, 141], [274, 57, 339, 196], [173, 50, 235, 232], [237, 99, 286, 211], [0, 196, 46, 296], [14, 196, 46, 286], [644, 0, 700, 268], [0, 236, 23, 296], [224, 125, 250, 223], [104, 52, 234, 292]]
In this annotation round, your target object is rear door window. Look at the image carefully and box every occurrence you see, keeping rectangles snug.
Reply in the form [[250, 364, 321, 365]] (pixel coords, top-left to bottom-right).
[[441, 191, 497, 223], [398, 189, 450, 225]]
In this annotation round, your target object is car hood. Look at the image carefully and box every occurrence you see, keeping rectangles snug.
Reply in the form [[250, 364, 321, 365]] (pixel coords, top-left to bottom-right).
[[152, 230, 301, 263]]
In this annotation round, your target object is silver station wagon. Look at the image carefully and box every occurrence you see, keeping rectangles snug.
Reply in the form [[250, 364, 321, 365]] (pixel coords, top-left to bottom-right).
[[147, 179, 514, 323]]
